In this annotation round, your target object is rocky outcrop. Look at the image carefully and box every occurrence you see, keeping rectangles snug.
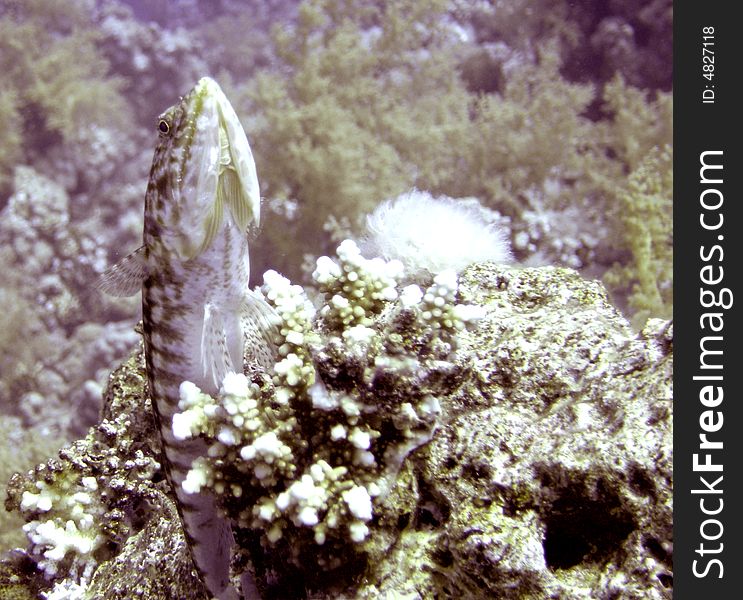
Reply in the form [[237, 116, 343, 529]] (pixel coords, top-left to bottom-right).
[[3, 263, 672, 599]]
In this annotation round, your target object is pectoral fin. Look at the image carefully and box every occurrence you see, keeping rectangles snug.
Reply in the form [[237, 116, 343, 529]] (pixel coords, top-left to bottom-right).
[[96, 246, 148, 297], [201, 302, 235, 390], [219, 166, 254, 233], [241, 290, 281, 371], [217, 100, 261, 229], [192, 192, 224, 259]]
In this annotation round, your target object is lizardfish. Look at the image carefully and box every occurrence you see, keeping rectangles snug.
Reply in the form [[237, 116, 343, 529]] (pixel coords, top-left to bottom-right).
[[99, 77, 276, 600]]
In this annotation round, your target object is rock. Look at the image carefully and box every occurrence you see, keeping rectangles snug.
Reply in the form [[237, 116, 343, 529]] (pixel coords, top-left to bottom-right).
[[360, 264, 672, 599], [2, 264, 672, 599]]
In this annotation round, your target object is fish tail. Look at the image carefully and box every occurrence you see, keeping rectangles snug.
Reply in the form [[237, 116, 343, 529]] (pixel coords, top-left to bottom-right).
[[177, 489, 238, 600], [153, 389, 241, 600], [167, 446, 240, 600]]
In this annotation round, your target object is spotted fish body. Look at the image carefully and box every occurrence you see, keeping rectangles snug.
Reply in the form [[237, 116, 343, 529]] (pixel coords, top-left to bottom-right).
[[100, 77, 274, 600]]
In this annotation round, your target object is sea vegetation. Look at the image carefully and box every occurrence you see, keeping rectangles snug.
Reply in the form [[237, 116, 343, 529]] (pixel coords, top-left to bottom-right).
[[0, 0, 131, 194], [604, 146, 673, 328], [235, 0, 673, 312]]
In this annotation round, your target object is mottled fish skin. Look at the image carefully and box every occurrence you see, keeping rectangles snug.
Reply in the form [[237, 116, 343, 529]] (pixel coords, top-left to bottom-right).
[[100, 77, 272, 600]]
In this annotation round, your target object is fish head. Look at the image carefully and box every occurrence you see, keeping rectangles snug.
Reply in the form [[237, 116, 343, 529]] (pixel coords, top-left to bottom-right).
[[147, 76, 261, 261]]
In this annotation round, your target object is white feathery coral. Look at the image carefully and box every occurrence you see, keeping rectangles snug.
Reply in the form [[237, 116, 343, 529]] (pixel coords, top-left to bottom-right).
[[363, 190, 512, 277]]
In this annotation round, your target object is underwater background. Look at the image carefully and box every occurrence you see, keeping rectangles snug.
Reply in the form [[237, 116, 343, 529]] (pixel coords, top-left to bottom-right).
[[0, 0, 671, 563]]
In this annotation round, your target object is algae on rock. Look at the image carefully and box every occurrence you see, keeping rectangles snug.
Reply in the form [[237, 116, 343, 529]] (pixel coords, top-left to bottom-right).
[[2, 263, 672, 599], [365, 264, 673, 599]]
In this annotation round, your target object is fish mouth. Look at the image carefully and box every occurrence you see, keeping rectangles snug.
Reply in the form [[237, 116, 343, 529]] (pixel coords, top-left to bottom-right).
[[193, 76, 222, 100]]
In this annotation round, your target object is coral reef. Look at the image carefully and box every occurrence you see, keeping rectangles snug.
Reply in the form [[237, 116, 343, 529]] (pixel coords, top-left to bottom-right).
[[0, 0, 135, 196], [95, 1, 206, 126], [1, 2, 673, 444], [166, 241, 482, 580], [246, 4, 672, 310], [245, 0, 481, 281], [0, 0, 674, 594], [0, 0, 195, 441], [377, 265, 673, 598], [2, 257, 672, 598], [456, 0, 672, 92], [4, 348, 203, 599], [0, 416, 65, 554], [0, 167, 139, 438]]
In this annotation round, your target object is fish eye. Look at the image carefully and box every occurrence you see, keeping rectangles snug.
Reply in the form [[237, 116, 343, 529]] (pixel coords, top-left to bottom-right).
[[157, 119, 170, 135]]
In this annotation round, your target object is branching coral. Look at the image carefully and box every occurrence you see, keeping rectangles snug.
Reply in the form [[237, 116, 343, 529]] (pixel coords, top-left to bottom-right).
[[4, 350, 166, 596], [17, 466, 112, 590], [0, 416, 65, 554], [20, 475, 104, 580], [261, 270, 317, 403], [313, 239, 403, 328], [168, 239, 482, 579]]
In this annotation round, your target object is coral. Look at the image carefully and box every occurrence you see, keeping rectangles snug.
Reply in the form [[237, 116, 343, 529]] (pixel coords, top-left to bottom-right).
[[0, 6, 147, 426], [512, 197, 610, 270], [193, 1, 299, 81], [1, 261, 672, 598], [456, 0, 672, 91], [0, 3, 676, 444], [164, 239, 481, 585], [239, 0, 672, 329], [312, 239, 403, 328], [243, 0, 475, 280], [584, 0, 672, 90], [473, 62, 672, 280], [0, 167, 111, 323], [22, 510, 102, 580], [603, 74, 673, 173], [0, 273, 45, 409], [0, 1, 131, 192], [0, 416, 65, 554], [40, 579, 89, 600], [95, 1, 206, 126], [464, 46, 601, 217], [10, 424, 154, 586], [3, 348, 204, 599], [0, 167, 139, 437], [362, 191, 512, 278], [242, 8, 672, 290], [0, 87, 22, 194], [0, 1, 675, 595], [261, 270, 318, 402]]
